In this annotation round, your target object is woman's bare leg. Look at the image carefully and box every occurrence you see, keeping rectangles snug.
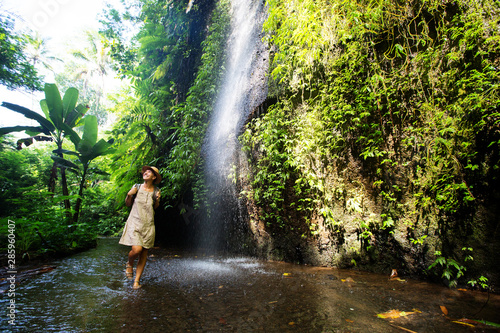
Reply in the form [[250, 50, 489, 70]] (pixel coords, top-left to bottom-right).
[[134, 248, 148, 288], [127, 245, 143, 278], [128, 245, 143, 266]]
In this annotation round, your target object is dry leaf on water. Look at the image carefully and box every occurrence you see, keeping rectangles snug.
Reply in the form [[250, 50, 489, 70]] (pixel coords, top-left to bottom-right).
[[341, 277, 355, 283], [452, 320, 475, 328], [390, 277, 406, 282], [377, 309, 421, 319], [440, 305, 448, 315]]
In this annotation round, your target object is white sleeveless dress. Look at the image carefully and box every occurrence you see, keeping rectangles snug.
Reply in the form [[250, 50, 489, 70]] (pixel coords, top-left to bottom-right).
[[119, 187, 155, 249]]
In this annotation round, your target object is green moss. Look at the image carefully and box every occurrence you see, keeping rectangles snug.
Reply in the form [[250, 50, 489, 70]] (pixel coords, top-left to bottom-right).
[[241, 0, 500, 288]]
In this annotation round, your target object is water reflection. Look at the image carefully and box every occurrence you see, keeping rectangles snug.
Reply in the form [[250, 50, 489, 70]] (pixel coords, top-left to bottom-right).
[[2, 238, 499, 332]]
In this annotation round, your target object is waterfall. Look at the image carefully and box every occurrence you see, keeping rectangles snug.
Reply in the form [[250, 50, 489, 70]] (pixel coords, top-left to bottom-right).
[[198, 0, 268, 252]]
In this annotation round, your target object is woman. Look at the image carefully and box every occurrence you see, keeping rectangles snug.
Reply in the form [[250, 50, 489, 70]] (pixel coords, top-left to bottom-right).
[[119, 166, 161, 289]]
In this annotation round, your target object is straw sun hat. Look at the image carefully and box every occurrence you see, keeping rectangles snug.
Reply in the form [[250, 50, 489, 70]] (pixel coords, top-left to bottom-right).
[[142, 166, 162, 184]]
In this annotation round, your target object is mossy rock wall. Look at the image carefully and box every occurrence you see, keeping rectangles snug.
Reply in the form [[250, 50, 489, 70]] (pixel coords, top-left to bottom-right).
[[237, 0, 500, 290]]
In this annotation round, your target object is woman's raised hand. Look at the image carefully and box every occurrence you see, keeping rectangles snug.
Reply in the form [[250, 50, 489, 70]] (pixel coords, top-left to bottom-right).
[[128, 186, 138, 196]]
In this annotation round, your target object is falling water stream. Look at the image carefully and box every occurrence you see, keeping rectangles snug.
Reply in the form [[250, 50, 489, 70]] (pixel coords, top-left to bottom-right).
[[199, 0, 268, 251], [1, 238, 499, 332]]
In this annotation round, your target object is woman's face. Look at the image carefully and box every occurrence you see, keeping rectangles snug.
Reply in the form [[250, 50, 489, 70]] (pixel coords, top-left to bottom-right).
[[143, 169, 156, 182]]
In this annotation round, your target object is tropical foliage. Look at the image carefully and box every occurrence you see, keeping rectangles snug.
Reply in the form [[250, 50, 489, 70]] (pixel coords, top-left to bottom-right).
[[0, 14, 43, 91], [0, 140, 116, 257], [0, 84, 116, 257], [1, 84, 89, 214]]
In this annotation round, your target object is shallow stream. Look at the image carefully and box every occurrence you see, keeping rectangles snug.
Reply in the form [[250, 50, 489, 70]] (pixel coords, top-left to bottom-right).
[[1, 238, 499, 332]]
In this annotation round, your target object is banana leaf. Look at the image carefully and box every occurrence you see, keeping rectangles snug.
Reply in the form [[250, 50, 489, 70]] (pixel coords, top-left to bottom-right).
[[65, 104, 88, 127], [51, 156, 81, 174], [44, 83, 64, 129], [62, 87, 79, 120], [1, 102, 55, 133], [0, 126, 46, 136], [52, 148, 80, 156]]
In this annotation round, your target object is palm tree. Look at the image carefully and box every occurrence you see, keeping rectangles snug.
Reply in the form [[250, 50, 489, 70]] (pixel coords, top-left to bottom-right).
[[24, 32, 63, 109], [70, 30, 113, 124], [25, 32, 62, 73]]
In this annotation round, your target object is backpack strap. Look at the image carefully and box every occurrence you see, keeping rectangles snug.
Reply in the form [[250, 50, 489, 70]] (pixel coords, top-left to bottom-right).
[[135, 184, 159, 204], [126, 184, 141, 207], [153, 186, 159, 204]]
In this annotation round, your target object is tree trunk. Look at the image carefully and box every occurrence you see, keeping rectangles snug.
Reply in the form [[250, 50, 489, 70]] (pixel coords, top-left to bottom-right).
[[60, 167, 72, 221], [48, 161, 57, 194], [55, 142, 72, 222], [73, 165, 88, 224]]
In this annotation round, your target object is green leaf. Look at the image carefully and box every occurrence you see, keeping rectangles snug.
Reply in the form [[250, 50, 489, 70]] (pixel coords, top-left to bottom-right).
[[0, 126, 45, 136], [1, 102, 55, 133], [81, 115, 98, 147], [64, 167, 81, 175], [51, 155, 81, 172], [91, 138, 113, 156], [62, 87, 79, 120], [81, 139, 114, 164], [478, 320, 500, 329], [44, 83, 64, 128], [88, 167, 110, 176], [65, 104, 88, 127], [60, 123, 81, 147], [40, 99, 50, 119], [394, 43, 406, 57], [52, 148, 80, 156]]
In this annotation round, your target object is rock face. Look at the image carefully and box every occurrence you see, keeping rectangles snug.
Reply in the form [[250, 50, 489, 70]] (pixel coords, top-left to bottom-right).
[[237, 121, 500, 289]]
